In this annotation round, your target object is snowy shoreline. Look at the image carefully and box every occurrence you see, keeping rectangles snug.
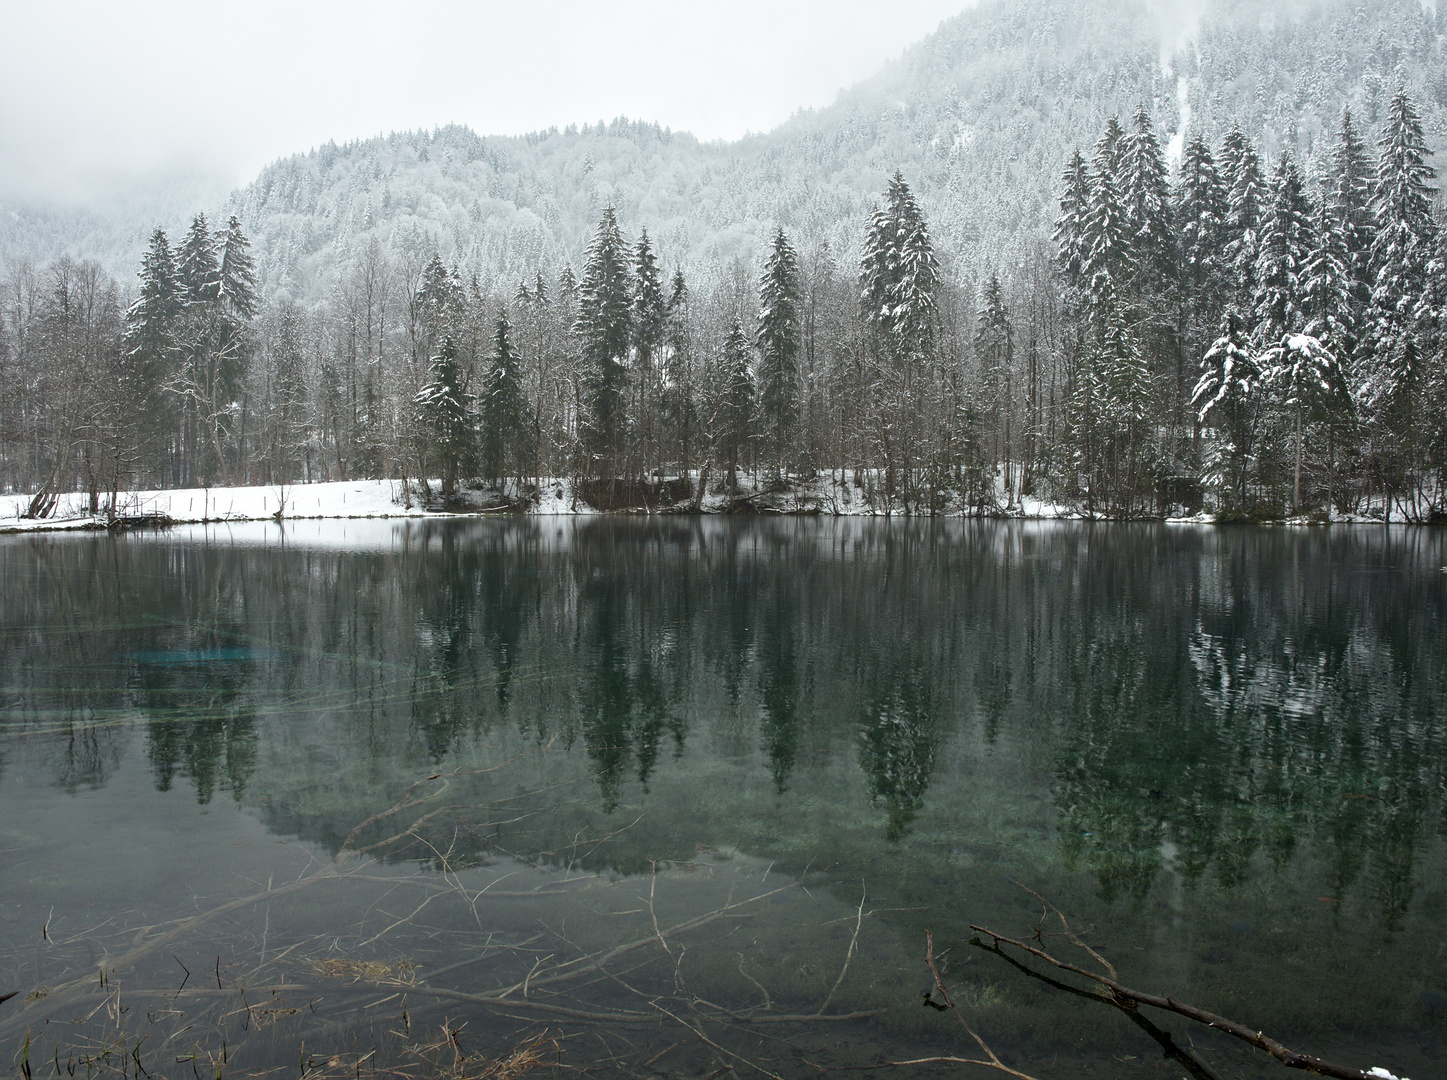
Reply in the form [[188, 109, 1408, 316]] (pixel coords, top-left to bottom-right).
[[0, 477, 1428, 534]]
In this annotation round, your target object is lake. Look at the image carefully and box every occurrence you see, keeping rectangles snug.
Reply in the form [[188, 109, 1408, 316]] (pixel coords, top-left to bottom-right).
[[0, 518, 1443, 1080]]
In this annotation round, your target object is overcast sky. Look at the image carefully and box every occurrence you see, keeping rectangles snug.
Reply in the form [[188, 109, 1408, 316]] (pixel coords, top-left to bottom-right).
[[0, 0, 976, 206]]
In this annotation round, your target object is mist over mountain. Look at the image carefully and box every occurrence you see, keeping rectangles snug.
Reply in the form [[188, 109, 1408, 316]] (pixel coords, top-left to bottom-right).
[[3, 0, 1444, 298]]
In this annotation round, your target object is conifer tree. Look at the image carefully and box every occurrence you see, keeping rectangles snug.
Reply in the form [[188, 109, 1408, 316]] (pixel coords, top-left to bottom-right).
[[121, 228, 180, 477], [975, 275, 1013, 496], [576, 207, 632, 475], [124, 228, 180, 385], [1121, 105, 1174, 290], [173, 214, 231, 482], [632, 229, 666, 476], [557, 265, 578, 301], [219, 216, 258, 324], [1253, 154, 1316, 347], [1304, 198, 1354, 357], [632, 229, 666, 365], [1054, 149, 1092, 295], [1360, 90, 1437, 509], [1176, 135, 1229, 359], [414, 255, 465, 361], [1221, 128, 1266, 313], [860, 172, 939, 360], [480, 313, 526, 488], [1102, 320, 1153, 511], [757, 227, 802, 474], [1261, 333, 1351, 511], [414, 337, 475, 500], [1329, 109, 1376, 337], [1193, 313, 1262, 507], [216, 217, 258, 456], [1081, 135, 1132, 320], [719, 319, 754, 491], [1367, 86, 1437, 409], [663, 269, 697, 482], [1065, 347, 1108, 513], [1096, 115, 1126, 185], [177, 215, 221, 306]]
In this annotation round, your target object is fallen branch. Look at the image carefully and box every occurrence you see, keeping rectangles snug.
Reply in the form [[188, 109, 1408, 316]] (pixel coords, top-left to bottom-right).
[[969, 934, 1217, 1080], [969, 922, 1370, 1080], [924, 931, 1044, 1080]]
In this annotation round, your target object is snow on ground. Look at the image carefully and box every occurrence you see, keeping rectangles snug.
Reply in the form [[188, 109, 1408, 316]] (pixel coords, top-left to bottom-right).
[[0, 479, 425, 532], [0, 474, 1432, 533]]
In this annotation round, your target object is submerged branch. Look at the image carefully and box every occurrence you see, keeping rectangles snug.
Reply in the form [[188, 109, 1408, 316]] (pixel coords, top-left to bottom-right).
[[968, 922, 1371, 1080]]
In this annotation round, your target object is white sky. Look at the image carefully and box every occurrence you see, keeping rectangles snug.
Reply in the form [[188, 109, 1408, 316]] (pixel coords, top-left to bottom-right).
[[0, 0, 975, 206]]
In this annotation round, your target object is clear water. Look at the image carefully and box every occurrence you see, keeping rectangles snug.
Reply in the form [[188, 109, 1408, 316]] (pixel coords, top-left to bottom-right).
[[0, 518, 1443, 1079]]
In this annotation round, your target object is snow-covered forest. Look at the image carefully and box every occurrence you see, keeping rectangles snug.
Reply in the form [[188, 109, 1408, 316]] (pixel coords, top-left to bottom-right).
[[1, 0, 1446, 518]]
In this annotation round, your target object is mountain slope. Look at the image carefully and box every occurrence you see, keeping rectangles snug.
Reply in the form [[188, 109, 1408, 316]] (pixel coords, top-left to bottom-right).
[[3, 0, 1445, 297]]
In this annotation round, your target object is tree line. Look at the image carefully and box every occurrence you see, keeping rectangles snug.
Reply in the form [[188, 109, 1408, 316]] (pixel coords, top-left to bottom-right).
[[1, 89, 1444, 519], [1053, 89, 1445, 520]]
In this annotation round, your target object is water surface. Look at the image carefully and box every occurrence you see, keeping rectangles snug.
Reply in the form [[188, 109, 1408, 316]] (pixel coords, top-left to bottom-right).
[[1, 519, 1444, 1079]]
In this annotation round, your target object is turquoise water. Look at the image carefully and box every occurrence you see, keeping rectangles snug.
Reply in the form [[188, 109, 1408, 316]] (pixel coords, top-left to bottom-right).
[[0, 519, 1443, 1079]]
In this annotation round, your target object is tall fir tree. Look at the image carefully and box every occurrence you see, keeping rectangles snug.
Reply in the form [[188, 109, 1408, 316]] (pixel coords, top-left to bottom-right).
[[1221, 128, 1266, 317], [1101, 319, 1153, 511], [1362, 90, 1438, 505], [173, 214, 232, 482], [1262, 332, 1351, 511], [1252, 154, 1317, 348], [1121, 104, 1174, 292], [1193, 312, 1262, 507], [719, 319, 754, 490], [632, 229, 666, 378], [1303, 197, 1354, 356], [975, 275, 1014, 494], [1054, 149, 1092, 295], [414, 255, 465, 361], [1176, 135, 1229, 359], [860, 172, 939, 360], [1082, 131, 1133, 322], [576, 207, 633, 475], [124, 228, 180, 384], [1367, 88, 1437, 396], [1330, 108, 1377, 341], [414, 337, 475, 500], [176, 215, 221, 306], [663, 269, 697, 481], [120, 227, 181, 475], [480, 313, 527, 487], [757, 227, 802, 474], [632, 228, 667, 475], [218, 216, 257, 324], [1095, 115, 1126, 185]]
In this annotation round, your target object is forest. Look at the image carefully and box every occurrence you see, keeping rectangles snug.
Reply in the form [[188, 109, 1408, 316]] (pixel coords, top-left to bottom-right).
[[0, 85, 1445, 520]]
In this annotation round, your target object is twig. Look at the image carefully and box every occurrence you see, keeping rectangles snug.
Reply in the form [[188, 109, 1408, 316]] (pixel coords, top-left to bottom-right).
[[970, 934, 1217, 1080], [1013, 880, 1115, 981], [969, 924, 1370, 1080], [817, 881, 865, 1015], [925, 931, 1044, 1080], [653, 1003, 786, 1080], [647, 862, 673, 957], [736, 954, 772, 1012]]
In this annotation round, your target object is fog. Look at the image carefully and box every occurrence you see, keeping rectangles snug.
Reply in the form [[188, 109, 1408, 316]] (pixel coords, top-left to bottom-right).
[[0, 0, 976, 207]]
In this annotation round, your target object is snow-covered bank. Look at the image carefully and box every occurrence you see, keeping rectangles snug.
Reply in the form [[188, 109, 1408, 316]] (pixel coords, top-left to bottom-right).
[[0, 476, 1434, 533], [0, 475, 1077, 531], [0, 480, 424, 533]]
